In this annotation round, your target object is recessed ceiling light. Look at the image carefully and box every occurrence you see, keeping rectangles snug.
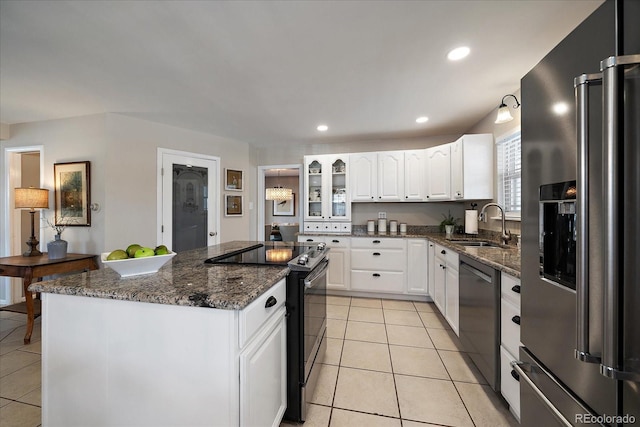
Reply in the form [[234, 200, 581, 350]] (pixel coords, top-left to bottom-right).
[[416, 116, 429, 123], [447, 46, 470, 61], [552, 102, 569, 115], [317, 124, 328, 132]]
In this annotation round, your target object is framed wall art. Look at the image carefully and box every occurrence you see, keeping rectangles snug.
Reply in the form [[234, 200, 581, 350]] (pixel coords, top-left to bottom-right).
[[224, 169, 243, 191], [54, 161, 91, 226], [225, 194, 243, 217], [273, 193, 295, 216]]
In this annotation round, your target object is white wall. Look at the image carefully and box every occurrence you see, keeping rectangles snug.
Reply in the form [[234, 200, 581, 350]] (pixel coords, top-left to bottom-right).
[[1, 113, 255, 256]]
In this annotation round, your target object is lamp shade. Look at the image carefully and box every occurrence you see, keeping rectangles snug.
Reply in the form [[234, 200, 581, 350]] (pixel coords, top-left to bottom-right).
[[495, 104, 514, 124], [265, 187, 293, 201], [15, 187, 49, 210]]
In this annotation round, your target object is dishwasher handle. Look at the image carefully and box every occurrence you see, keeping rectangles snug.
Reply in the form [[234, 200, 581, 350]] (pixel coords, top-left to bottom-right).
[[460, 261, 492, 283]]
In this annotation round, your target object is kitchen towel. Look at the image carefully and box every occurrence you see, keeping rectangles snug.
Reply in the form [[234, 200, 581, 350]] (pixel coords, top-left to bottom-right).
[[465, 210, 478, 234]]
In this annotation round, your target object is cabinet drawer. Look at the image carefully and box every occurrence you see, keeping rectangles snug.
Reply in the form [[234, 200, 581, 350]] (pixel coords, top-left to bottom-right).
[[500, 345, 521, 420], [351, 270, 405, 293], [351, 248, 405, 270], [239, 278, 286, 348], [351, 237, 406, 249], [501, 272, 521, 307], [298, 235, 323, 243], [324, 236, 350, 248], [303, 222, 324, 233], [434, 244, 459, 268], [501, 297, 521, 357]]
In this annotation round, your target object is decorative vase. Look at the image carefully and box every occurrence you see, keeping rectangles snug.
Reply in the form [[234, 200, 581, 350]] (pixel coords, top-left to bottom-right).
[[47, 234, 68, 259], [445, 225, 454, 239]]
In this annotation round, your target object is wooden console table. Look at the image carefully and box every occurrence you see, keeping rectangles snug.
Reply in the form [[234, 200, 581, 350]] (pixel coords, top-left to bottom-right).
[[0, 253, 99, 344]]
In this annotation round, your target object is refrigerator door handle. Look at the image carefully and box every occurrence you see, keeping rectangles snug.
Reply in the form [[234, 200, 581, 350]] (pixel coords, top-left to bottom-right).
[[600, 54, 640, 383], [574, 72, 602, 365], [511, 361, 572, 427]]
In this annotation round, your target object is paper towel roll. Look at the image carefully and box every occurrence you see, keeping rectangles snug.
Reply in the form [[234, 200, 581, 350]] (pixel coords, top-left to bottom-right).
[[465, 210, 478, 234]]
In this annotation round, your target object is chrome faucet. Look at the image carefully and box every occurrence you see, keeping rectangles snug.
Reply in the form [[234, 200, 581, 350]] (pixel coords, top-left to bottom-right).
[[479, 203, 512, 245]]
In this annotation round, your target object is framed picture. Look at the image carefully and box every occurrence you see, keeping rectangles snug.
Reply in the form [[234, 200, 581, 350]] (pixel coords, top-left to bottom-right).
[[225, 195, 243, 216], [225, 169, 243, 191], [273, 193, 295, 216], [54, 161, 91, 226]]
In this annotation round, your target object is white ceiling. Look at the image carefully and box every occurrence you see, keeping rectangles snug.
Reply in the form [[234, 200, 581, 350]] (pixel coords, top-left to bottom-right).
[[0, 0, 603, 148]]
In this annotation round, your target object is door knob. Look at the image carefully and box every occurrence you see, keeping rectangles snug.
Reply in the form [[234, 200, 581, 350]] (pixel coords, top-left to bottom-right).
[[209, 232, 217, 237]]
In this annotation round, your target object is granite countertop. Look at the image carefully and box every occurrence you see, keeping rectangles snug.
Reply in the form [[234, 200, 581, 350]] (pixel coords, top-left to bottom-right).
[[303, 225, 521, 278], [28, 241, 291, 310]]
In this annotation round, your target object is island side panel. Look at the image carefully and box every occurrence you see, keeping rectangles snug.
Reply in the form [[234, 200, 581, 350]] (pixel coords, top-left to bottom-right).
[[42, 293, 239, 427]]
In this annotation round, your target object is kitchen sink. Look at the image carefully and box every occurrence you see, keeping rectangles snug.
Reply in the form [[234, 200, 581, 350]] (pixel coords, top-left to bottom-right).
[[452, 240, 503, 248]]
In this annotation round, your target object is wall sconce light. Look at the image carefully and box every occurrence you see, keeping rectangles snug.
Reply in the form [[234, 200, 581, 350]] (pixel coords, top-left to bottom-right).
[[14, 187, 50, 256], [495, 94, 521, 124]]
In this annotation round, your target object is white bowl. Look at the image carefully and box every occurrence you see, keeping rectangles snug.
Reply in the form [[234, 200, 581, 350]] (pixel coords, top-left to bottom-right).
[[101, 251, 176, 277]]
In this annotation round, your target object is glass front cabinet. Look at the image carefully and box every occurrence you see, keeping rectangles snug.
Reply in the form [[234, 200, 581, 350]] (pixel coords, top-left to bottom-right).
[[304, 154, 351, 224]]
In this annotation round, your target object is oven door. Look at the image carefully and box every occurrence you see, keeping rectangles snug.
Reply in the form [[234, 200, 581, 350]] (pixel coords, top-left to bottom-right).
[[301, 258, 328, 419]]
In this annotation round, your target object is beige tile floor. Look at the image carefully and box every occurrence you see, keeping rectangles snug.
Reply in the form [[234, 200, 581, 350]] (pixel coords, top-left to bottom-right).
[[0, 298, 518, 427], [281, 296, 519, 427]]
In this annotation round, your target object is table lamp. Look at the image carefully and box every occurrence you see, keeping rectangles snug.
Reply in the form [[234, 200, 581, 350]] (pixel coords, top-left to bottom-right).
[[15, 187, 50, 257]]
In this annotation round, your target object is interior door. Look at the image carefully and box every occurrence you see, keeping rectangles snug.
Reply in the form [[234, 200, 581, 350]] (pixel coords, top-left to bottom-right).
[[161, 151, 219, 251]]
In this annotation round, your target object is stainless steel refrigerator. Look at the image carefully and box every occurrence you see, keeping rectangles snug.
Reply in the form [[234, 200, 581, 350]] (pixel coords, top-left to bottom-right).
[[518, 0, 639, 425]]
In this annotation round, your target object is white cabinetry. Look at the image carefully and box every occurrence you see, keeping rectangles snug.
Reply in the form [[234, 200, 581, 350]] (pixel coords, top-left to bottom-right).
[[41, 279, 287, 427], [350, 238, 406, 294], [407, 239, 428, 295], [404, 149, 427, 201], [298, 236, 350, 291], [451, 134, 494, 200], [426, 144, 452, 200], [500, 272, 521, 421], [427, 240, 436, 298], [304, 154, 351, 230], [433, 243, 460, 335], [350, 152, 377, 202], [377, 151, 404, 201]]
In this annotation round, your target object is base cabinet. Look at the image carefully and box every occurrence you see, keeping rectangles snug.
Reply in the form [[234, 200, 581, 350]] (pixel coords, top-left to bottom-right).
[[500, 272, 522, 421], [41, 279, 287, 427], [433, 243, 459, 335], [407, 239, 428, 295]]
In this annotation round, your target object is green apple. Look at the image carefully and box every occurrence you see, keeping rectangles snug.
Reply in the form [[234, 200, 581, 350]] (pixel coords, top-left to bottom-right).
[[154, 245, 170, 255], [106, 249, 128, 260], [126, 244, 142, 258], [134, 247, 155, 258]]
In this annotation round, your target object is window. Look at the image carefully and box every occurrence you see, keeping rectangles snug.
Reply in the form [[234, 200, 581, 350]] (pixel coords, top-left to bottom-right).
[[496, 129, 521, 217]]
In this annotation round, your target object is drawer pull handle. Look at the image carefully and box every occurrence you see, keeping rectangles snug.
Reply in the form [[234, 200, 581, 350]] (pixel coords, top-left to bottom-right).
[[373, 252, 381, 256], [373, 273, 381, 277], [332, 240, 339, 243], [373, 240, 381, 244], [265, 296, 277, 308], [441, 249, 446, 254], [512, 315, 521, 325], [307, 239, 314, 242], [510, 369, 520, 382], [511, 285, 521, 294]]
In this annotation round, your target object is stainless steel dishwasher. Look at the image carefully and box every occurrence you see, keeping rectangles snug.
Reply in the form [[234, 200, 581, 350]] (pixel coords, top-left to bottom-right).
[[459, 254, 501, 391]]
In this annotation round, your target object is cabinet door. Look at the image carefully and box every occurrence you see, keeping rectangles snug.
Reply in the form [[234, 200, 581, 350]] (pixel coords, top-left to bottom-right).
[[434, 258, 446, 314], [404, 149, 427, 201], [327, 156, 350, 221], [427, 241, 435, 298], [377, 151, 404, 201], [426, 144, 452, 200], [305, 157, 326, 220], [240, 311, 287, 427], [407, 239, 428, 294], [349, 152, 377, 202], [445, 265, 459, 336], [327, 247, 350, 290], [451, 137, 464, 199]]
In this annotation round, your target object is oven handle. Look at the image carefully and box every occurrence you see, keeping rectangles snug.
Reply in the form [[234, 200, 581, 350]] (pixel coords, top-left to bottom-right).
[[304, 259, 329, 288]]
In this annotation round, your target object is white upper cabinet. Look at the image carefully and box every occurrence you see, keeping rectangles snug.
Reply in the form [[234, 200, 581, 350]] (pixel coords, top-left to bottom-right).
[[304, 154, 351, 221], [350, 152, 378, 202], [450, 134, 494, 200], [426, 143, 452, 200], [377, 151, 404, 202], [404, 149, 427, 201]]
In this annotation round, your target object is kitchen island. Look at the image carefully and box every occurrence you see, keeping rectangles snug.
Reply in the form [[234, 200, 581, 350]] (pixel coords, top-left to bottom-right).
[[29, 241, 291, 427]]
